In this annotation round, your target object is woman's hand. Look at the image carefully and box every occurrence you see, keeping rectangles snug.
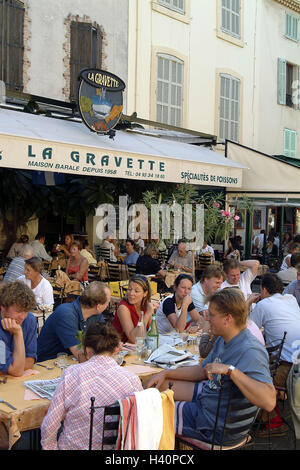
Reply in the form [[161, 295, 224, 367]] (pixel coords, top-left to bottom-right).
[[182, 294, 192, 308]]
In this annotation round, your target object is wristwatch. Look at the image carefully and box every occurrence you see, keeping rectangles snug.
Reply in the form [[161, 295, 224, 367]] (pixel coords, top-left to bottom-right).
[[226, 365, 235, 378]]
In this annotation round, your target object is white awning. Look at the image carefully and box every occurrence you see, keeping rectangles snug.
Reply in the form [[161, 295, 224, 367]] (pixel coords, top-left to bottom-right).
[[0, 108, 245, 188]]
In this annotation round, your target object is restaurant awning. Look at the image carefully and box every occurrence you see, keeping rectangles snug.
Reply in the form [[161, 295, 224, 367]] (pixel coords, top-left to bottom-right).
[[226, 140, 300, 197], [0, 108, 245, 188]]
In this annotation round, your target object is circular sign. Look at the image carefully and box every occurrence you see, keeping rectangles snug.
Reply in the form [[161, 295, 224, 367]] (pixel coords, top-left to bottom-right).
[[77, 68, 126, 134]]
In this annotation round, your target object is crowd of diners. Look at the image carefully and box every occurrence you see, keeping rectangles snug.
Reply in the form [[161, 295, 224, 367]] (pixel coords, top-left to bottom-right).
[[1, 230, 300, 449]]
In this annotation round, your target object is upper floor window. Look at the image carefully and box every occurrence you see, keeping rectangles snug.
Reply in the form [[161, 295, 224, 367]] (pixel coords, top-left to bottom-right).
[[156, 54, 183, 127], [285, 12, 299, 42], [219, 74, 240, 142], [221, 0, 241, 38], [0, 0, 24, 92], [277, 58, 300, 109], [284, 128, 297, 158], [158, 0, 185, 15], [70, 21, 102, 102]]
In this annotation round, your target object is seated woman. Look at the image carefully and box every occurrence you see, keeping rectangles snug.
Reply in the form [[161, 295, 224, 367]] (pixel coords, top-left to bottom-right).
[[7, 234, 29, 259], [136, 245, 166, 278], [17, 256, 54, 307], [66, 241, 89, 283], [112, 274, 154, 343], [156, 274, 203, 334], [40, 323, 143, 450], [57, 234, 74, 259], [80, 240, 98, 266], [280, 242, 300, 270], [223, 237, 241, 261]]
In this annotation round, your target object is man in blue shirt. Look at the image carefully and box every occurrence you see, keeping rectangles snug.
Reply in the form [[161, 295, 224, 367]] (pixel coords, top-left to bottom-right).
[[0, 281, 37, 377], [146, 288, 275, 445], [37, 281, 111, 361], [124, 239, 139, 266]]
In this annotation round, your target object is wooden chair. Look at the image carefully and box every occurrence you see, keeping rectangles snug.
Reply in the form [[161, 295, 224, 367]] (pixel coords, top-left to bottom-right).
[[88, 265, 101, 282], [107, 262, 122, 281], [126, 264, 137, 279], [98, 248, 111, 262], [176, 376, 258, 450]]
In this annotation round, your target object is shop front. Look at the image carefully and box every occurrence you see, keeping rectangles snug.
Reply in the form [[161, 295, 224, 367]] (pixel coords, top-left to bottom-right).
[[226, 140, 300, 259], [0, 108, 245, 248]]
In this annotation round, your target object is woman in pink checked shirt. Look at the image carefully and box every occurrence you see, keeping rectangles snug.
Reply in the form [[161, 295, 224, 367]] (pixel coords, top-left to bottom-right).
[[40, 323, 143, 450]]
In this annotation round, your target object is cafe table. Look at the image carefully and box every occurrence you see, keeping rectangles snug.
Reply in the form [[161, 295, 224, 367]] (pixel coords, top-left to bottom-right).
[[0, 353, 161, 449]]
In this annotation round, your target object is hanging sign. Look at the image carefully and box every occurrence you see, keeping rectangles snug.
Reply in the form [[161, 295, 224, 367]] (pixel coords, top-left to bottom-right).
[[77, 68, 126, 134]]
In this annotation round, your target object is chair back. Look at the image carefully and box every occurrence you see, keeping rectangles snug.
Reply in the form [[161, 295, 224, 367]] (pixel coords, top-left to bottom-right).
[[99, 248, 111, 262], [212, 376, 258, 450], [89, 397, 120, 450], [266, 331, 287, 378], [88, 265, 100, 282], [126, 264, 137, 279], [107, 262, 122, 281], [158, 250, 169, 265]]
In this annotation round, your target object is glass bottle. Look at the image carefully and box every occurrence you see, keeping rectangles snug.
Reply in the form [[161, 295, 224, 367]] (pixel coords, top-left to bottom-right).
[[135, 311, 146, 362], [147, 314, 159, 352]]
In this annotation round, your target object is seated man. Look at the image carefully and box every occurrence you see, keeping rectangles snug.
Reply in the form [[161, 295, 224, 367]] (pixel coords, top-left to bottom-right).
[[124, 239, 139, 266], [250, 272, 300, 436], [37, 282, 111, 362], [277, 253, 300, 284], [0, 281, 37, 377], [283, 264, 300, 306], [100, 234, 118, 262], [136, 245, 166, 278], [3, 244, 34, 283], [168, 240, 193, 274], [31, 232, 52, 262], [221, 258, 260, 300], [146, 288, 275, 444], [191, 265, 224, 312]]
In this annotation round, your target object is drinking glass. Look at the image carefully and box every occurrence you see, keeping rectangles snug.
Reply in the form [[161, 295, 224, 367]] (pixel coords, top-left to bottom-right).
[[135, 337, 146, 363], [113, 352, 124, 366], [56, 352, 68, 369]]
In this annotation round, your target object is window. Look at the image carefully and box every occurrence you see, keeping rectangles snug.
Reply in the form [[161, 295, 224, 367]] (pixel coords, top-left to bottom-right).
[[156, 54, 183, 127], [284, 128, 297, 158], [221, 0, 241, 38], [0, 0, 24, 92], [277, 58, 300, 108], [219, 74, 240, 142], [285, 12, 299, 42], [158, 0, 185, 15], [70, 21, 102, 102]]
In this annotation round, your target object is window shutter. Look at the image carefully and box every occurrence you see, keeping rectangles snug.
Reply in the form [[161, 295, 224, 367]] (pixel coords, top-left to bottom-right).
[[277, 58, 286, 105], [0, 0, 24, 91], [286, 13, 298, 41], [70, 22, 93, 102], [284, 129, 297, 158]]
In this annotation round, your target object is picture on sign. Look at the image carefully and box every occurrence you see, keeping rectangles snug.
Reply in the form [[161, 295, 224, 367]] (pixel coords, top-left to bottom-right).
[[77, 68, 126, 134]]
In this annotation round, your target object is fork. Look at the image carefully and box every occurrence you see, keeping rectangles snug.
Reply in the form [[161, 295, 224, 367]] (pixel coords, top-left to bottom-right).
[[0, 397, 16, 410], [35, 363, 54, 370]]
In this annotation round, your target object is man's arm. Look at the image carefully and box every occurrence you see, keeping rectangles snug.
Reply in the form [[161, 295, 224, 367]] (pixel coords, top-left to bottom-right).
[[2, 318, 26, 377], [145, 364, 208, 390], [204, 362, 276, 412], [239, 259, 260, 277]]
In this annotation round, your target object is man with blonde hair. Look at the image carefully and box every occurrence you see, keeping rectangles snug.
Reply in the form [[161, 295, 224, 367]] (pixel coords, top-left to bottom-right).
[[146, 288, 275, 445]]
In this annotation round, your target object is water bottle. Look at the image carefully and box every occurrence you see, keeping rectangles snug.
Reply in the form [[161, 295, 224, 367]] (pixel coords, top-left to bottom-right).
[[135, 311, 146, 362], [147, 315, 159, 352]]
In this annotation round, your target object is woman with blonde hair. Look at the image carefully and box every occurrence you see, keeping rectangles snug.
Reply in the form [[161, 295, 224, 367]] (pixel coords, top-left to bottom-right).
[[112, 274, 154, 343]]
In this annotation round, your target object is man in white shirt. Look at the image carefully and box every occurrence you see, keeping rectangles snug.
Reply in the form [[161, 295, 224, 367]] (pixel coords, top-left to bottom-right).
[[191, 265, 224, 312], [250, 272, 300, 436], [31, 233, 52, 262], [277, 253, 300, 284], [221, 258, 260, 300], [101, 234, 117, 262]]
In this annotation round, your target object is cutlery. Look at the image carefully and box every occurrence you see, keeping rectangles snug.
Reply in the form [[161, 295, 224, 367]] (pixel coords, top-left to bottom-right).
[[0, 397, 16, 410], [35, 363, 54, 370]]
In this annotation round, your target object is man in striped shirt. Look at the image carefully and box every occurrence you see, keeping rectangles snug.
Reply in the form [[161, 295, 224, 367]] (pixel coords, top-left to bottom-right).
[[3, 245, 34, 283]]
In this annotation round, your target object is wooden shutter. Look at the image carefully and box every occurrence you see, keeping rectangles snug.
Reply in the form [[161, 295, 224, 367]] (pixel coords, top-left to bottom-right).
[[277, 58, 286, 105], [70, 21, 92, 102], [0, 0, 24, 91], [286, 13, 298, 41]]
